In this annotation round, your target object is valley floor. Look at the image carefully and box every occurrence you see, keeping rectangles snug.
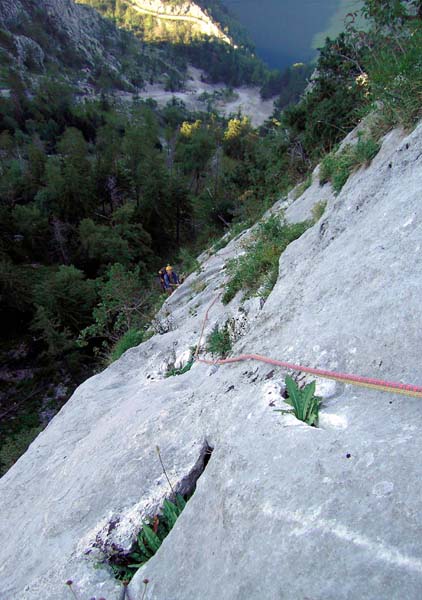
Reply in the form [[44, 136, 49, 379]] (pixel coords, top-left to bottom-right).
[[118, 67, 275, 126]]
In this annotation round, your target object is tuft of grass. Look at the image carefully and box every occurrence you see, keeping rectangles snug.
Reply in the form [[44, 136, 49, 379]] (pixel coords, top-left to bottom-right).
[[222, 215, 311, 305], [292, 174, 312, 200], [109, 328, 152, 363], [311, 200, 327, 223], [206, 322, 232, 358], [276, 376, 321, 427], [211, 221, 248, 254], [191, 280, 207, 294], [319, 134, 380, 194]]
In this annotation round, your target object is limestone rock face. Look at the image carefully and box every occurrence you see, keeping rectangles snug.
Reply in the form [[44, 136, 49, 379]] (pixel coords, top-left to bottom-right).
[[1, 122, 422, 599], [14, 35, 45, 70], [0, 0, 116, 69], [0, 0, 27, 24]]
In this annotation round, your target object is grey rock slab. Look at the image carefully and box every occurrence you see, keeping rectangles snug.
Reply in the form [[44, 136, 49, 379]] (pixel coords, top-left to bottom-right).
[[285, 165, 334, 225], [2, 122, 422, 600]]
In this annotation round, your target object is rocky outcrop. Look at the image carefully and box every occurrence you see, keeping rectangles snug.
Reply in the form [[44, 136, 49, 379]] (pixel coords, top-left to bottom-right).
[[0, 0, 102, 61], [0, 0, 239, 97], [1, 120, 422, 599], [0, 0, 134, 85], [0, 0, 27, 24], [14, 35, 45, 70]]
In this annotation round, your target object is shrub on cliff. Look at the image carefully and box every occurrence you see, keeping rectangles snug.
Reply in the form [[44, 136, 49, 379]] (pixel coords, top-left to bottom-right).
[[319, 134, 380, 193], [222, 216, 311, 304]]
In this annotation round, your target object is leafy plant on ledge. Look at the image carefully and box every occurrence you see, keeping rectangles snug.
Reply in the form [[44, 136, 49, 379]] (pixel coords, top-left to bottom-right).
[[206, 322, 232, 358], [109, 494, 186, 583], [166, 357, 194, 378], [276, 376, 321, 427]]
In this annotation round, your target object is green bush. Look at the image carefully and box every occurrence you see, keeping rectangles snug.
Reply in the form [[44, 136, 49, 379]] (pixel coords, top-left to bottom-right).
[[206, 322, 232, 358], [0, 426, 43, 476], [0, 28, 16, 53], [177, 247, 200, 276], [109, 328, 151, 363], [32, 265, 97, 358], [366, 23, 422, 128], [78, 264, 163, 357], [319, 135, 380, 193], [222, 216, 311, 304], [276, 376, 321, 427]]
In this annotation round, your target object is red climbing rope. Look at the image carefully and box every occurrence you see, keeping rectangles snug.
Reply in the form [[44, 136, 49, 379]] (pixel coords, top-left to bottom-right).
[[195, 297, 422, 399]]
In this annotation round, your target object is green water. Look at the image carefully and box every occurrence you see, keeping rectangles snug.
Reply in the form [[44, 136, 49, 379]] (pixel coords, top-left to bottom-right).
[[221, 0, 363, 68]]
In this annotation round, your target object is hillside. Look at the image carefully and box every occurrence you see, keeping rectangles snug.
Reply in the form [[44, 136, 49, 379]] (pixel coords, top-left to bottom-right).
[[1, 114, 422, 599], [78, 0, 268, 88], [0, 0, 266, 94], [78, 0, 234, 45], [0, 0, 179, 91]]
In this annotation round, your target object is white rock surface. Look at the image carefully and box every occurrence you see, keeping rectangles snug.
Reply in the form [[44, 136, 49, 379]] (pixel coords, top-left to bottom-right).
[[2, 121, 422, 599]]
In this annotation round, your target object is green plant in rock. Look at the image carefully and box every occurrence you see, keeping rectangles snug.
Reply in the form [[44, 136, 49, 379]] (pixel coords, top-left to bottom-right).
[[222, 216, 311, 305], [166, 357, 194, 378], [276, 376, 322, 427], [292, 174, 312, 200], [110, 494, 186, 582], [206, 322, 232, 358], [311, 200, 327, 223], [319, 134, 380, 193], [108, 328, 153, 363]]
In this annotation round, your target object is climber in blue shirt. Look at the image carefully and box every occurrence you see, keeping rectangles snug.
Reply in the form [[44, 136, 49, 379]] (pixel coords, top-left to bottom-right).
[[163, 264, 180, 294]]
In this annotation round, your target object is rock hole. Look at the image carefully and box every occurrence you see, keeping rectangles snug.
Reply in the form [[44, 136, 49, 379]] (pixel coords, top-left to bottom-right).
[[107, 442, 213, 582]]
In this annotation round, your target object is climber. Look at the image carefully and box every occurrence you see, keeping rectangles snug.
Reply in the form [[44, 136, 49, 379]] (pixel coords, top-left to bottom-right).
[[163, 264, 180, 295]]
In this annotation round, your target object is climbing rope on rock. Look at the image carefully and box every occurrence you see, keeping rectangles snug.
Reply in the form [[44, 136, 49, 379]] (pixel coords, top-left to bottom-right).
[[194, 296, 422, 399]]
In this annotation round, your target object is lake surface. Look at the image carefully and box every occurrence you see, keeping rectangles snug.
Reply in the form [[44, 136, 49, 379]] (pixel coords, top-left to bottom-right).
[[221, 0, 363, 69]]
